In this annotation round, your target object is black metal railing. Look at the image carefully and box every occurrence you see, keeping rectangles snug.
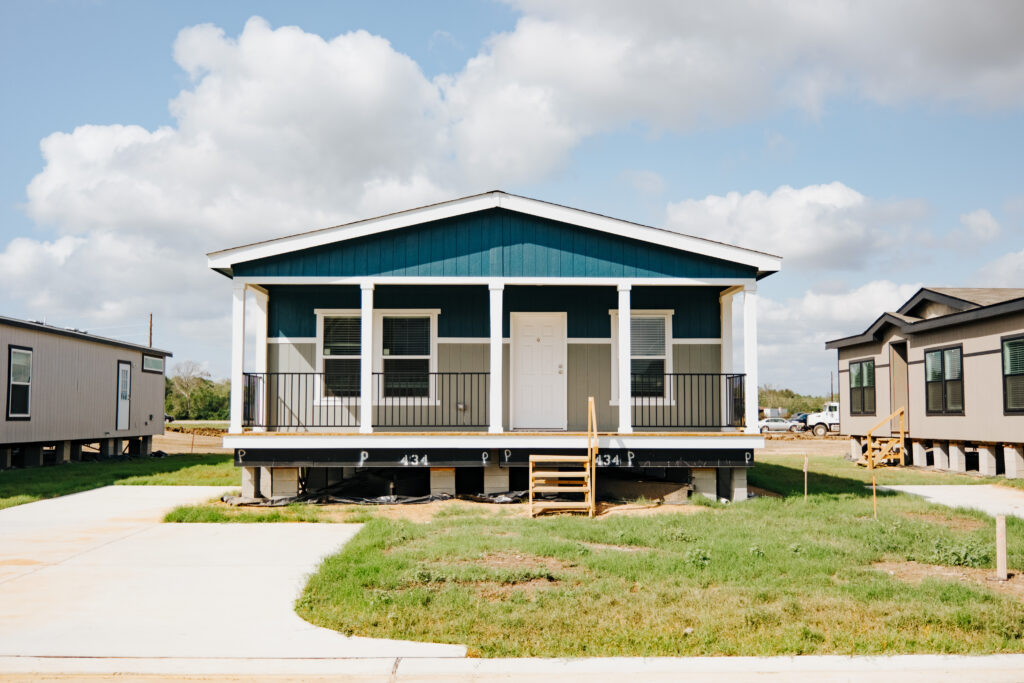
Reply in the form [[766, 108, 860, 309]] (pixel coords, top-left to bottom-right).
[[242, 372, 489, 429], [630, 373, 745, 429]]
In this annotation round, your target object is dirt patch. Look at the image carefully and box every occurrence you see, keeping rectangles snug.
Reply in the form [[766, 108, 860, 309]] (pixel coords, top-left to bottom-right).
[[469, 551, 574, 574], [873, 561, 1024, 602], [749, 485, 783, 499], [761, 437, 849, 457], [899, 510, 985, 532], [597, 502, 707, 517], [152, 430, 231, 455], [473, 576, 560, 600]]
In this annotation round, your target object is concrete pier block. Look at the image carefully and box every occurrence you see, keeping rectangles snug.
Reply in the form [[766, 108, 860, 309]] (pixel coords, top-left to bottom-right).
[[259, 467, 299, 499], [58, 441, 72, 464], [948, 443, 966, 472], [241, 467, 260, 498], [849, 436, 862, 461], [912, 441, 927, 468], [978, 445, 998, 477], [23, 445, 43, 468], [429, 468, 456, 496], [141, 435, 153, 456], [0, 447, 11, 469], [101, 438, 122, 458], [69, 442, 82, 462], [483, 462, 510, 494], [1005, 445, 1024, 479], [731, 468, 748, 502], [691, 468, 717, 500], [933, 441, 949, 470]]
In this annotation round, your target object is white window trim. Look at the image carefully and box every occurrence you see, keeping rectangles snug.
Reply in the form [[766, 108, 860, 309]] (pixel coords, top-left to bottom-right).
[[7, 346, 32, 419], [314, 308, 361, 406], [142, 354, 165, 374], [373, 309, 440, 405], [609, 309, 673, 406]]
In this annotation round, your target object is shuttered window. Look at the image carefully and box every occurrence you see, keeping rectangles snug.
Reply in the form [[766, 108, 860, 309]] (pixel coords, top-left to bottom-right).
[[925, 346, 963, 415], [7, 346, 32, 420], [382, 317, 430, 397], [320, 316, 360, 397], [630, 316, 667, 398], [1003, 336, 1024, 414], [849, 359, 875, 415]]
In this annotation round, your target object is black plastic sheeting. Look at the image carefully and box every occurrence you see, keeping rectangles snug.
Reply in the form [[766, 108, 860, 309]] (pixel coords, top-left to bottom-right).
[[223, 490, 529, 507]]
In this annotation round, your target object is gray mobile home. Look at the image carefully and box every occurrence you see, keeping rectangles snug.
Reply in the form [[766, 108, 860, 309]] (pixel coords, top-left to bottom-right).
[[208, 191, 781, 502], [825, 288, 1024, 478], [1, 315, 171, 467]]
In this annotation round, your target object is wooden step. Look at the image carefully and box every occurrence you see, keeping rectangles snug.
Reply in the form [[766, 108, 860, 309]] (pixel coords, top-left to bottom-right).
[[532, 485, 590, 493], [530, 501, 593, 510], [529, 454, 590, 463], [531, 470, 590, 478]]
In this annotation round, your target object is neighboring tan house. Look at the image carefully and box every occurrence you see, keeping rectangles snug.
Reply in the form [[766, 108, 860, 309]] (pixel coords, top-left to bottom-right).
[[207, 191, 781, 501], [825, 288, 1024, 478], [1, 315, 171, 468]]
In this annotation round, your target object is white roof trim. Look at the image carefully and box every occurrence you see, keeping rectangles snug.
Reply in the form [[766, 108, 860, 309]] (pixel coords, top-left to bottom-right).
[[207, 191, 781, 275]]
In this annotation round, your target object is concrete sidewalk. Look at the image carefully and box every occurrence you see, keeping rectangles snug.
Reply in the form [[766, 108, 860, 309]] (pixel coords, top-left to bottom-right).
[[1, 654, 1022, 681], [0, 486, 465, 661], [880, 484, 1024, 519]]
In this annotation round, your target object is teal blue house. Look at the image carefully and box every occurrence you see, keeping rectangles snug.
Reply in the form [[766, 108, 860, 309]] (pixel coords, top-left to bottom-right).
[[208, 192, 780, 501]]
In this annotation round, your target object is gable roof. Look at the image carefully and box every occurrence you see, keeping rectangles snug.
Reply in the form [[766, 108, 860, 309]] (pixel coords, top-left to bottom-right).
[[207, 191, 782, 279], [826, 287, 1024, 350]]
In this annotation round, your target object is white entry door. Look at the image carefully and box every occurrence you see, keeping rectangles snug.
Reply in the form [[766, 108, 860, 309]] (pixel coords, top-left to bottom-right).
[[512, 313, 567, 430], [116, 361, 131, 431]]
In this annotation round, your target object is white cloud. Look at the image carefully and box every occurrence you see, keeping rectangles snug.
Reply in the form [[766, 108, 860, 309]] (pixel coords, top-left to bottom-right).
[[758, 280, 922, 393], [958, 208, 1001, 241], [665, 182, 927, 269], [978, 248, 1024, 287], [620, 169, 664, 197]]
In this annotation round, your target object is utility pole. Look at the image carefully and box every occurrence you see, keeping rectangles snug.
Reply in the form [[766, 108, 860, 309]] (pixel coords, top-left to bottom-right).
[[148, 313, 153, 347]]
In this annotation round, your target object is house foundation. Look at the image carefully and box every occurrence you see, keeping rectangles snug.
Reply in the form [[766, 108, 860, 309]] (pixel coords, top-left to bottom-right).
[[258, 467, 298, 499], [978, 446, 997, 476], [1006, 445, 1024, 479], [241, 467, 260, 498], [691, 468, 717, 500], [731, 468, 748, 502], [948, 443, 966, 473], [849, 436, 861, 461], [911, 441, 927, 467], [932, 441, 949, 470], [429, 468, 456, 496], [483, 462, 510, 494]]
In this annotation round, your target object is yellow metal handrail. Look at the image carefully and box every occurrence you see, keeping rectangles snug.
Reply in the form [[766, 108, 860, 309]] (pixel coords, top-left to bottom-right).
[[587, 396, 597, 518]]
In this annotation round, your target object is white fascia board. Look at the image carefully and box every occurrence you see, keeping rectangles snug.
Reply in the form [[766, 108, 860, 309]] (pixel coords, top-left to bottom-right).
[[234, 276, 757, 287], [222, 433, 765, 450], [208, 191, 781, 274]]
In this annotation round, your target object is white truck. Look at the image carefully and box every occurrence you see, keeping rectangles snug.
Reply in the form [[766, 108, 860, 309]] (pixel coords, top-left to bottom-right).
[[805, 402, 840, 436]]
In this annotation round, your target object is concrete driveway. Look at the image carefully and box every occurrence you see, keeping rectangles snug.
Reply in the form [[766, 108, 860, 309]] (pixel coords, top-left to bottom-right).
[[0, 485, 465, 665], [880, 484, 1024, 519]]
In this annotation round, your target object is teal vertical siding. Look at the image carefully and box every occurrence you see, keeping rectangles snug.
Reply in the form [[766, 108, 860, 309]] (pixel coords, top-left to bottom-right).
[[233, 208, 756, 280], [267, 284, 722, 339]]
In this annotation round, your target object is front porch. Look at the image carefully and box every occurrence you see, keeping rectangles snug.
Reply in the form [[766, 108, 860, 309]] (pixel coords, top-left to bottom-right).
[[228, 281, 760, 436]]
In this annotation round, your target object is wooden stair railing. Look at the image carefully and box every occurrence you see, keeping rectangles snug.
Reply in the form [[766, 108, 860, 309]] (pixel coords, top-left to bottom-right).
[[862, 406, 906, 469], [529, 397, 597, 517]]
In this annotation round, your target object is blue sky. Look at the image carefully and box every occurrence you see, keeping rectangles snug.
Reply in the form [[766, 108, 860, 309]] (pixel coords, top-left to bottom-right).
[[2, 1, 1022, 393]]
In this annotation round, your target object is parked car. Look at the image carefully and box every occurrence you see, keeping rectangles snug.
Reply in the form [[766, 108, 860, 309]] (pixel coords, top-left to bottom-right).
[[790, 412, 808, 426], [758, 417, 801, 433], [164, 414, 175, 423]]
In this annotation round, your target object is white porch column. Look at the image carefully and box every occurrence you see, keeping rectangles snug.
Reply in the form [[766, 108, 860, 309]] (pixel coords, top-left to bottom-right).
[[488, 283, 504, 433], [229, 281, 247, 434], [250, 285, 269, 432], [617, 284, 632, 434], [359, 283, 374, 434], [742, 284, 759, 435], [719, 289, 735, 429]]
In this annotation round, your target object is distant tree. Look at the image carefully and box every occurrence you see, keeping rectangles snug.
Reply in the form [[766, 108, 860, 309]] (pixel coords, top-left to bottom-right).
[[759, 385, 831, 416], [169, 361, 211, 418]]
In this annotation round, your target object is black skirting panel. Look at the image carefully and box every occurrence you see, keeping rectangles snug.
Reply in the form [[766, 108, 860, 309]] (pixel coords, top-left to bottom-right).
[[235, 447, 754, 469]]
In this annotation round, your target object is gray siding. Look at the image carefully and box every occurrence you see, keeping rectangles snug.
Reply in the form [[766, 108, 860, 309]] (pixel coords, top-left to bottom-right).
[[1, 323, 166, 445], [839, 312, 1024, 443]]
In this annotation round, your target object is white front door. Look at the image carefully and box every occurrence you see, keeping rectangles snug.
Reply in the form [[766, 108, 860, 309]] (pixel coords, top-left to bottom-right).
[[116, 361, 131, 431], [511, 313, 567, 430]]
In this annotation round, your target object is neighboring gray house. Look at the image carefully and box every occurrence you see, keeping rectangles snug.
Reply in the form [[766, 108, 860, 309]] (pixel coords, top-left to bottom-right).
[[1, 315, 171, 468], [825, 288, 1024, 478], [207, 191, 781, 501]]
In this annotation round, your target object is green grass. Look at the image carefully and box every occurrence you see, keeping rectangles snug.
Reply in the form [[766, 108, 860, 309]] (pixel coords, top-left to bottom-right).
[[297, 456, 1024, 657], [165, 502, 330, 523], [0, 454, 236, 509]]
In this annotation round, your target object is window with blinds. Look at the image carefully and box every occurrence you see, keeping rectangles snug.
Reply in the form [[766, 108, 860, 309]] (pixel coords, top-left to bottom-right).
[[631, 316, 666, 398], [7, 346, 32, 419], [382, 317, 430, 397], [849, 359, 875, 415], [321, 316, 360, 397], [1003, 336, 1024, 413], [925, 346, 963, 415]]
